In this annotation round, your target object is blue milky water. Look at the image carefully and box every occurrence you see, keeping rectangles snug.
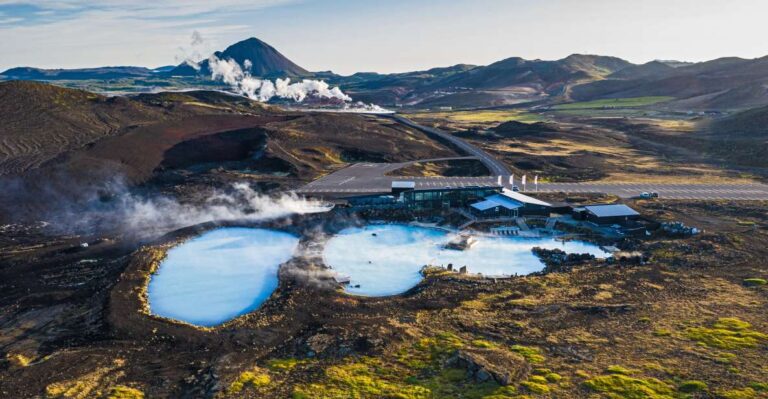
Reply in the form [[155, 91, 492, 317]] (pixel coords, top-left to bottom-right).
[[323, 224, 609, 297], [147, 228, 299, 326]]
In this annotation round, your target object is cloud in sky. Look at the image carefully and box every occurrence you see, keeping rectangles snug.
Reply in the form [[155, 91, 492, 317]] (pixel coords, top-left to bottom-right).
[[0, 0, 298, 69], [1, 0, 768, 74]]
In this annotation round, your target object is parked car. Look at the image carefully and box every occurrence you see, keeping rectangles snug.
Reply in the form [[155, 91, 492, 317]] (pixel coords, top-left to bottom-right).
[[640, 192, 659, 199], [512, 185, 520, 192]]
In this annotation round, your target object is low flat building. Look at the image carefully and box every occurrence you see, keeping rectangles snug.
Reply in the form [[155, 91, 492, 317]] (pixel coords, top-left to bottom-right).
[[575, 204, 640, 225], [469, 189, 552, 218], [402, 185, 501, 210]]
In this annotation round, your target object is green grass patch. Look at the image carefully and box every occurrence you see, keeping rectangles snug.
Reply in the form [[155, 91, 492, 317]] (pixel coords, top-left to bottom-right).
[[267, 358, 309, 372], [292, 356, 517, 399], [653, 328, 673, 337], [685, 317, 768, 350], [606, 365, 638, 375], [677, 380, 708, 393], [749, 382, 768, 391], [583, 374, 676, 399], [552, 96, 674, 110], [406, 109, 545, 124], [717, 387, 758, 399], [227, 369, 271, 395], [521, 380, 550, 394], [398, 332, 465, 370], [471, 339, 498, 349], [743, 278, 767, 287], [291, 332, 537, 399], [714, 352, 737, 364], [509, 345, 545, 363], [106, 386, 144, 399]]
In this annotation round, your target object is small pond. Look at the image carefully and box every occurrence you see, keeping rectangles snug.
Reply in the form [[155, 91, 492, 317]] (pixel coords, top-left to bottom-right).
[[147, 227, 298, 326], [323, 224, 609, 297]]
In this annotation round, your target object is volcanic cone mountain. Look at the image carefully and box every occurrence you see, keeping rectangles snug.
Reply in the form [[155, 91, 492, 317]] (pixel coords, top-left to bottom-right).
[[169, 37, 310, 78]]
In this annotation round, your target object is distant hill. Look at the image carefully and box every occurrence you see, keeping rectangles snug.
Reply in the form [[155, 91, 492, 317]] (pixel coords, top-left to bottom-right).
[[608, 60, 676, 80], [710, 105, 768, 138], [337, 54, 633, 107], [423, 54, 632, 93], [570, 56, 768, 110], [5, 36, 768, 110], [168, 37, 310, 78], [0, 66, 155, 80]]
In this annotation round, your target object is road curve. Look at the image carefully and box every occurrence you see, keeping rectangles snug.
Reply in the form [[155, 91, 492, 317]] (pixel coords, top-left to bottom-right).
[[297, 115, 768, 201], [389, 115, 511, 177]]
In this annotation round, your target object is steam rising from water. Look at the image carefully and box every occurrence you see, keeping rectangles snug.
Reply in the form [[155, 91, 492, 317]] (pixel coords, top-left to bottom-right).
[[1, 176, 330, 238], [107, 182, 331, 236]]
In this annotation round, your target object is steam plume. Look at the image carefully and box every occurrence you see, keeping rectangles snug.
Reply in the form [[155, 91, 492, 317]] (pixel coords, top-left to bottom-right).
[[175, 30, 209, 71], [208, 55, 352, 102], [0, 176, 331, 238]]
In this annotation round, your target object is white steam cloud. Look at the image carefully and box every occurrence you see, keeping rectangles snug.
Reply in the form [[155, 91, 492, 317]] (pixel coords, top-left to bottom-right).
[[121, 183, 330, 235], [57, 182, 332, 237], [208, 55, 351, 102], [175, 30, 210, 71], [207, 55, 392, 113]]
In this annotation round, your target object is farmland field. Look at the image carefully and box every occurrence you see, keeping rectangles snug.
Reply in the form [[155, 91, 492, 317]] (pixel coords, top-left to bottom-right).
[[553, 96, 675, 110]]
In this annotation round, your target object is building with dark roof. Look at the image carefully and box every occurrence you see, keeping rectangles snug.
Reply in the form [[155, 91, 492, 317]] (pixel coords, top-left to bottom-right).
[[573, 204, 641, 225]]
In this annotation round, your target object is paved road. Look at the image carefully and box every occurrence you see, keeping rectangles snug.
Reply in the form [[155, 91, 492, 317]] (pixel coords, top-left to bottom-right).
[[297, 115, 768, 201], [390, 115, 511, 176], [298, 172, 768, 200]]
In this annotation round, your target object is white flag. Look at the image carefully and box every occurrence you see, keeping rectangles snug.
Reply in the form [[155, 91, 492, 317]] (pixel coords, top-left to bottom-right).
[[522, 175, 526, 185], [497, 175, 502, 185], [509, 175, 514, 185], [534, 175, 538, 185]]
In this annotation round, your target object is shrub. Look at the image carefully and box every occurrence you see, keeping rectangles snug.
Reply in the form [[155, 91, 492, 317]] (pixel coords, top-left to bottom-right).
[[678, 380, 707, 393]]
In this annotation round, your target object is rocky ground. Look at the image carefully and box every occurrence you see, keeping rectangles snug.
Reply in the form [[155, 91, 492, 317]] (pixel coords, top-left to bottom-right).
[[1, 83, 767, 398], [1, 198, 767, 398]]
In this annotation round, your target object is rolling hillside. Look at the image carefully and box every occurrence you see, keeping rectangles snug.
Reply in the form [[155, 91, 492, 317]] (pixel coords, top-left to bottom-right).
[[570, 56, 768, 110]]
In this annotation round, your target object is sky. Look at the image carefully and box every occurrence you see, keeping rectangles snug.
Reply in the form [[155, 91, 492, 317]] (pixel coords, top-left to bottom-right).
[[1, 0, 767, 75]]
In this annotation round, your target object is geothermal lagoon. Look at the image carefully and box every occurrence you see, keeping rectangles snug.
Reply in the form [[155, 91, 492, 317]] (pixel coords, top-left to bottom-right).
[[147, 227, 298, 326], [323, 224, 609, 296]]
